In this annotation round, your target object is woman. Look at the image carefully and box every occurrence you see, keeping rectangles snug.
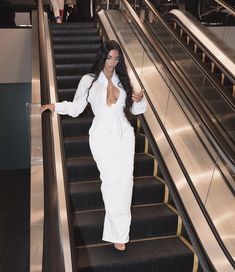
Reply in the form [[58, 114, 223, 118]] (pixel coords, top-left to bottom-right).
[[50, 0, 64, 23], [41, 40, 146, 251]]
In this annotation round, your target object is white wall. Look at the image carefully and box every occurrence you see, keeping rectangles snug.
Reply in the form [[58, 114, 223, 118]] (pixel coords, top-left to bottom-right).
[[15, 12, 31, 26], [0, 29, 31, 83]]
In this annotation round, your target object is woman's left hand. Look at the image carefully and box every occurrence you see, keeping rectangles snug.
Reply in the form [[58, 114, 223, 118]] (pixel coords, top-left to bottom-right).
[[132, 89, 144, 102]]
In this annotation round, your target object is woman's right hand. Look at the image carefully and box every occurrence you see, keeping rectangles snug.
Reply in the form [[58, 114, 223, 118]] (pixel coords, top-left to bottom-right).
[[40, 104, 55, 114]]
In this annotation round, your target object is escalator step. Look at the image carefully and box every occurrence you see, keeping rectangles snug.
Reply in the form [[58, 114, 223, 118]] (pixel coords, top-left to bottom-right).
[[73, 204, 178, 246], [66, 153, 155, 182], [57, 75, 83, 89], [56, 63, 93, 76], [51, 28, 99, 36], [53, 43, 100, 54], [62, 117, 93, 137], [61, 117, 138, 137], [77, 237, 194, 272], [51, 22, 97, 29], [54, 53, 97, 64], [52, 35, 101, 45], [58, 88, 76, 101], [64, 133, 145, 158], [69, 176, 165, 211]]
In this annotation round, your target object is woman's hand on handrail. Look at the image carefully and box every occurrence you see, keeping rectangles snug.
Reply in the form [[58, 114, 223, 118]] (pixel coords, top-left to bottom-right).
[[40, 104, 55, 114], [132, 89, 144, 103]]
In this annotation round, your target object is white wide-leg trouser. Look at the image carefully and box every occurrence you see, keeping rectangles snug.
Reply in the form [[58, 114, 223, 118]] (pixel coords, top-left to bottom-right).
[[89, 128, 135, 243]]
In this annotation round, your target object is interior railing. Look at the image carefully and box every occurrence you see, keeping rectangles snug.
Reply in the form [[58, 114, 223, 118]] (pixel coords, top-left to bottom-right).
[[30, 8, 44, 272], [215, 0, 235, 15], [134, 0, 235, 185], [30, 0, 75, 271]]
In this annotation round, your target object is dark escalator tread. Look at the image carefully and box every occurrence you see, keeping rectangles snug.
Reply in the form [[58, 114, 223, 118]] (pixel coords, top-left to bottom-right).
[[61, 117, 138, 137], [52, 35, 101, 45], [217, 113, 235, 134], [67, 156, 99, 181], [69, 176, 165, 211], [189, 74, 211, 88], [54, 53, 97, 64], [64, 136, 91, 158], [58, 88, 76, 101], [134, 153, 155, 177], [74, 204, 178, 246], [197, 86, 223, 101], [57, 75, 83, 89], [64, 133, 146, 158], [77, 237, 194, 272], [53, 43, 100, 54], [61, 117, 93, 137], [67, 153, 155, 182], [51, 28, 99, 35], [56, 63, 93, 76], [51, 22, 97, 29], [205, 99, 234, 115]]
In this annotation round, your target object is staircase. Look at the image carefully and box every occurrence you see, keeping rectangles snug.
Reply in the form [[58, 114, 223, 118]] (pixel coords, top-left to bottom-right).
[[51, 22, 197, 271]]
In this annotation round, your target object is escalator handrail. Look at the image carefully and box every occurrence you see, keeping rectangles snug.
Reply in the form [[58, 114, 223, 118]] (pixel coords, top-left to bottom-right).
[[37, 0, 74, 271], [30, 9, 44, 272], [168, 9, 235, 83], [126, 0, 235, 173], [164, 10, 235, 114], [215, 0, 235, 15]]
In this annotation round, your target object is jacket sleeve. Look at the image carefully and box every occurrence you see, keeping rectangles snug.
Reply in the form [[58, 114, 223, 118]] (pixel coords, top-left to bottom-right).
[[55, 75, 90, 117], [130, 97, 147, 115]]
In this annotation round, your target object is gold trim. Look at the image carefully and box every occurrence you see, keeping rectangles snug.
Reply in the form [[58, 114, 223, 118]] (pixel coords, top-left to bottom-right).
[[202, 52, 205, 63], [180, 236, 199, 272], [78, 235, 179, 249], [164, 184, 169, 203], [186, 35, 190, 44], [177, 214, 182, 235], [137, 118, 141, 132], [221, 73, 225, 85], [167, 204, 182, 235], [146, 152, 158, 176], [144, 135, 149, 153], [180, 28, 183, 37], [153, 157, 158, 176], [211, 62, 215, 73]]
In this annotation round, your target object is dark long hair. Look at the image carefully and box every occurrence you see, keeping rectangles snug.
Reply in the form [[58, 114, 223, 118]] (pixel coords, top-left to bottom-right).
[[87, 40, 133, 118]]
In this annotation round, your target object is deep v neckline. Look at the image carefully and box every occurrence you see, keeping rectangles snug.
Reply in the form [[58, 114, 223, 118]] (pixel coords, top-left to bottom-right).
[[105, 83, 120, 107]]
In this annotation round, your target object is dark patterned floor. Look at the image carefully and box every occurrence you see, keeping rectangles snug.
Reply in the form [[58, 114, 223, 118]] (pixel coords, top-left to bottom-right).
[[0, 169, 30, 272]]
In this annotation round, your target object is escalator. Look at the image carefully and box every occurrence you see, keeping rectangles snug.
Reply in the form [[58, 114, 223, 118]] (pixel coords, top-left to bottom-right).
[[50, 22, 198, 271], [32, 0, 235, 271], [132, 0, 235, 169]]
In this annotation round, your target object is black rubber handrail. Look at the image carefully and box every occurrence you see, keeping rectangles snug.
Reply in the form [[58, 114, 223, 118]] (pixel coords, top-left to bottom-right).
[[37, 1, 66, 271], [165, 11, 235, 97]]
